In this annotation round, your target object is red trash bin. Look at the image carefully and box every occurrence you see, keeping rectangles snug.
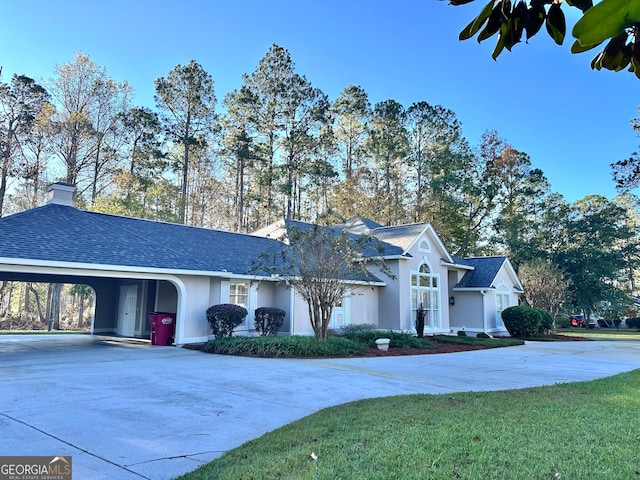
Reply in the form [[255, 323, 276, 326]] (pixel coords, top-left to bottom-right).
[[149, 312, 176, 345]]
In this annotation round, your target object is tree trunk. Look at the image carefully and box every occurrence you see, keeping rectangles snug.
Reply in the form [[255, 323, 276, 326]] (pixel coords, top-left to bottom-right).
[[23, 284, 31, 322], [28, 284, 46, 324], [78, 296, 85, 329], [48, 283, 61, 331]]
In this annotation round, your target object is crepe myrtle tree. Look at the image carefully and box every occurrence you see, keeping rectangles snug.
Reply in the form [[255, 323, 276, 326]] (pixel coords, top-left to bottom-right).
[[254, 224, 394, 341], [450, 0, 640, 78]]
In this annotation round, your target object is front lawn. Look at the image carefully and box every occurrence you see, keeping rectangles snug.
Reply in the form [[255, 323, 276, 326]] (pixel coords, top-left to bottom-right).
[[176, 370, 640, 480], [556, 328, 640, 341]]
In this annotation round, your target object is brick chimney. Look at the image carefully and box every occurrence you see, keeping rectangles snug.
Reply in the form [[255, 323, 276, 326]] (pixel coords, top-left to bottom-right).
[[47, 182, 75, 206]]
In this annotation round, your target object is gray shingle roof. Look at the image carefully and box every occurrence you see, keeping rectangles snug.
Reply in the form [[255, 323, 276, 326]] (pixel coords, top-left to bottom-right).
[[332, 215, 383, 234], [370, 223, 428, 253], [0, 204, 282, 275], [454, 256, 507, 289]]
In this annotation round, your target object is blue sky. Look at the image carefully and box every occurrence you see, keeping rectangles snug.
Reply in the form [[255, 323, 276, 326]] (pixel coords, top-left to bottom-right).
[[2, 0, 639, 202]]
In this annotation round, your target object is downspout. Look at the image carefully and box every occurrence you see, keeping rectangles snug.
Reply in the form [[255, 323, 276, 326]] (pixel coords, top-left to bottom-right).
[[481, 290, 487, 333], [289, 285, 295, 335]]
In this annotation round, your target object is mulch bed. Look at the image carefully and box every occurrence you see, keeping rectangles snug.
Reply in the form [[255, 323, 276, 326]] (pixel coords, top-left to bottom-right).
[[187, 334, 594, 358], [361, 342, 490, 357]]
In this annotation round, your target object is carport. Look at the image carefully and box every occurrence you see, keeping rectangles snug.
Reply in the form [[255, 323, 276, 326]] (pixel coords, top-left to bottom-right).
[[0, 183, 287, 345], [0, 264, 180, 340]]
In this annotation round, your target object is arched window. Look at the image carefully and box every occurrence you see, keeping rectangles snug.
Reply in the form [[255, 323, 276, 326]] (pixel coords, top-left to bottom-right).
[[418, 238, 431, 253], [411, 262, 440, 330]]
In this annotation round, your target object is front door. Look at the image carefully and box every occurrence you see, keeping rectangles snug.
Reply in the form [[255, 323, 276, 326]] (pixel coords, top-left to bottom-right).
[[118, 285, 138, 337]]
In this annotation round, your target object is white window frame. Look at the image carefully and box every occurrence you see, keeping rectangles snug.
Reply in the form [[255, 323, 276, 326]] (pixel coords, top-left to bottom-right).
[[410, 261, 441, 330], [229, 281, 249, 308], [495, 288, 510, 328], [418, 237, 431, 253]]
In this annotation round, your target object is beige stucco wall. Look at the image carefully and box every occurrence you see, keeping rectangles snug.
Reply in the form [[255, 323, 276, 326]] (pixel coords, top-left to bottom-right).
[[289, 284, 380, 336], [449, 291, 485, 333], [176, 275, 212, 343], [349, 286, 379, 327], [386, 229, 451, 333], [375, 260, 402, 330]]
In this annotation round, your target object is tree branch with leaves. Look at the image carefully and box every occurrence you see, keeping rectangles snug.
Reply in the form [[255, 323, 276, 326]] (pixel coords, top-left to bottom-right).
[[253, 223, 393, 341], [451, 0, 640, 78]]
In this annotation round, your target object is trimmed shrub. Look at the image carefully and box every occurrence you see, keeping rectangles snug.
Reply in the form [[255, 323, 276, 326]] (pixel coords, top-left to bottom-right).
[[254, 307, 286, 336], [535, 308, 554, 334], [415, 305, 425, 338], [476, 332, 491, 339], [334, 324, 377, 336], [457, 330, 467, 337], [434, 335, 524, 348], [206, 304, 247, 338], [336, 328, 431, 349], [555, 315, 571, 329], [501, 305, 542, 337], [203, 335, 366, 358], [626, 317, 640, 329]]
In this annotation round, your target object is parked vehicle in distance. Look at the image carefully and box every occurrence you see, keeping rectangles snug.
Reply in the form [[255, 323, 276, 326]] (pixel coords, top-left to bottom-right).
[[570, 315, 585, 328]]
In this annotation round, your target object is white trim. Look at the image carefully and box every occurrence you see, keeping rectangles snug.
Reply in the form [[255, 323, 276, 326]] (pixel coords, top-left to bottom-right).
[[403, 224, 454, 264], [418, 237, 431, 253], [453, 287, 496, 292], [0, 257, 279, 282], [0, 261, 190, 345], [409, 260, 442, 331], [441, 260, 474, 270]]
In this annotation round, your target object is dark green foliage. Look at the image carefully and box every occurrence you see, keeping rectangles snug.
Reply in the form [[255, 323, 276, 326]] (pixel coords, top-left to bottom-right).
[[476, 332, 491, 338], [338, 329, 431, 349], [414, 304, 425, 338], [626, 317, 640, 329], [433, 335, 524, 348], [254, 307, 285, 336], [501, 305, 542, 337], [556, 315, 572, 328], [203, 335, 365, 358], [457, 330, 467, 336], [333, 323, 378, 336], [535, 308, 554, 333], [206, 304, 247, 338]]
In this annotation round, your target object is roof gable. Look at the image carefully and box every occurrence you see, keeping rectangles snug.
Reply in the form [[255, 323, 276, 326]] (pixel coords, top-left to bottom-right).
[[454, 256, 523, 291], [371, 223, 454, 262]]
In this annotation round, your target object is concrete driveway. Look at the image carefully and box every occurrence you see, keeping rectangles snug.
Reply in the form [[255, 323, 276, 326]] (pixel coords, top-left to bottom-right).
[[2, 334, 640, 480]]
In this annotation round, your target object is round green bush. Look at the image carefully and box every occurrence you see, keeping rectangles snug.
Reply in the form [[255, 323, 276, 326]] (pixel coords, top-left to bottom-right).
[[626, 317, 640, 329], [555, 315, 571, 329], [254, 307, 286, 336], [476, 332, 491, 339], [501, 306, 542, 337], [206, 303, 248, 338], [535, 308, 554, 333], [457, 330, 467, 337]]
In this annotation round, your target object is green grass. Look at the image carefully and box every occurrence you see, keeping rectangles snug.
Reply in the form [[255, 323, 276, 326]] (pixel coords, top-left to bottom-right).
[[557, 328, 640, 341], [176, 370, 640, 480]]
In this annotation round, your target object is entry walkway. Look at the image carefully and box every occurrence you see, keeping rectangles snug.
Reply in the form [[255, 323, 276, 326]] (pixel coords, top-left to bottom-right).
[[2, 334, 640, 480]]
